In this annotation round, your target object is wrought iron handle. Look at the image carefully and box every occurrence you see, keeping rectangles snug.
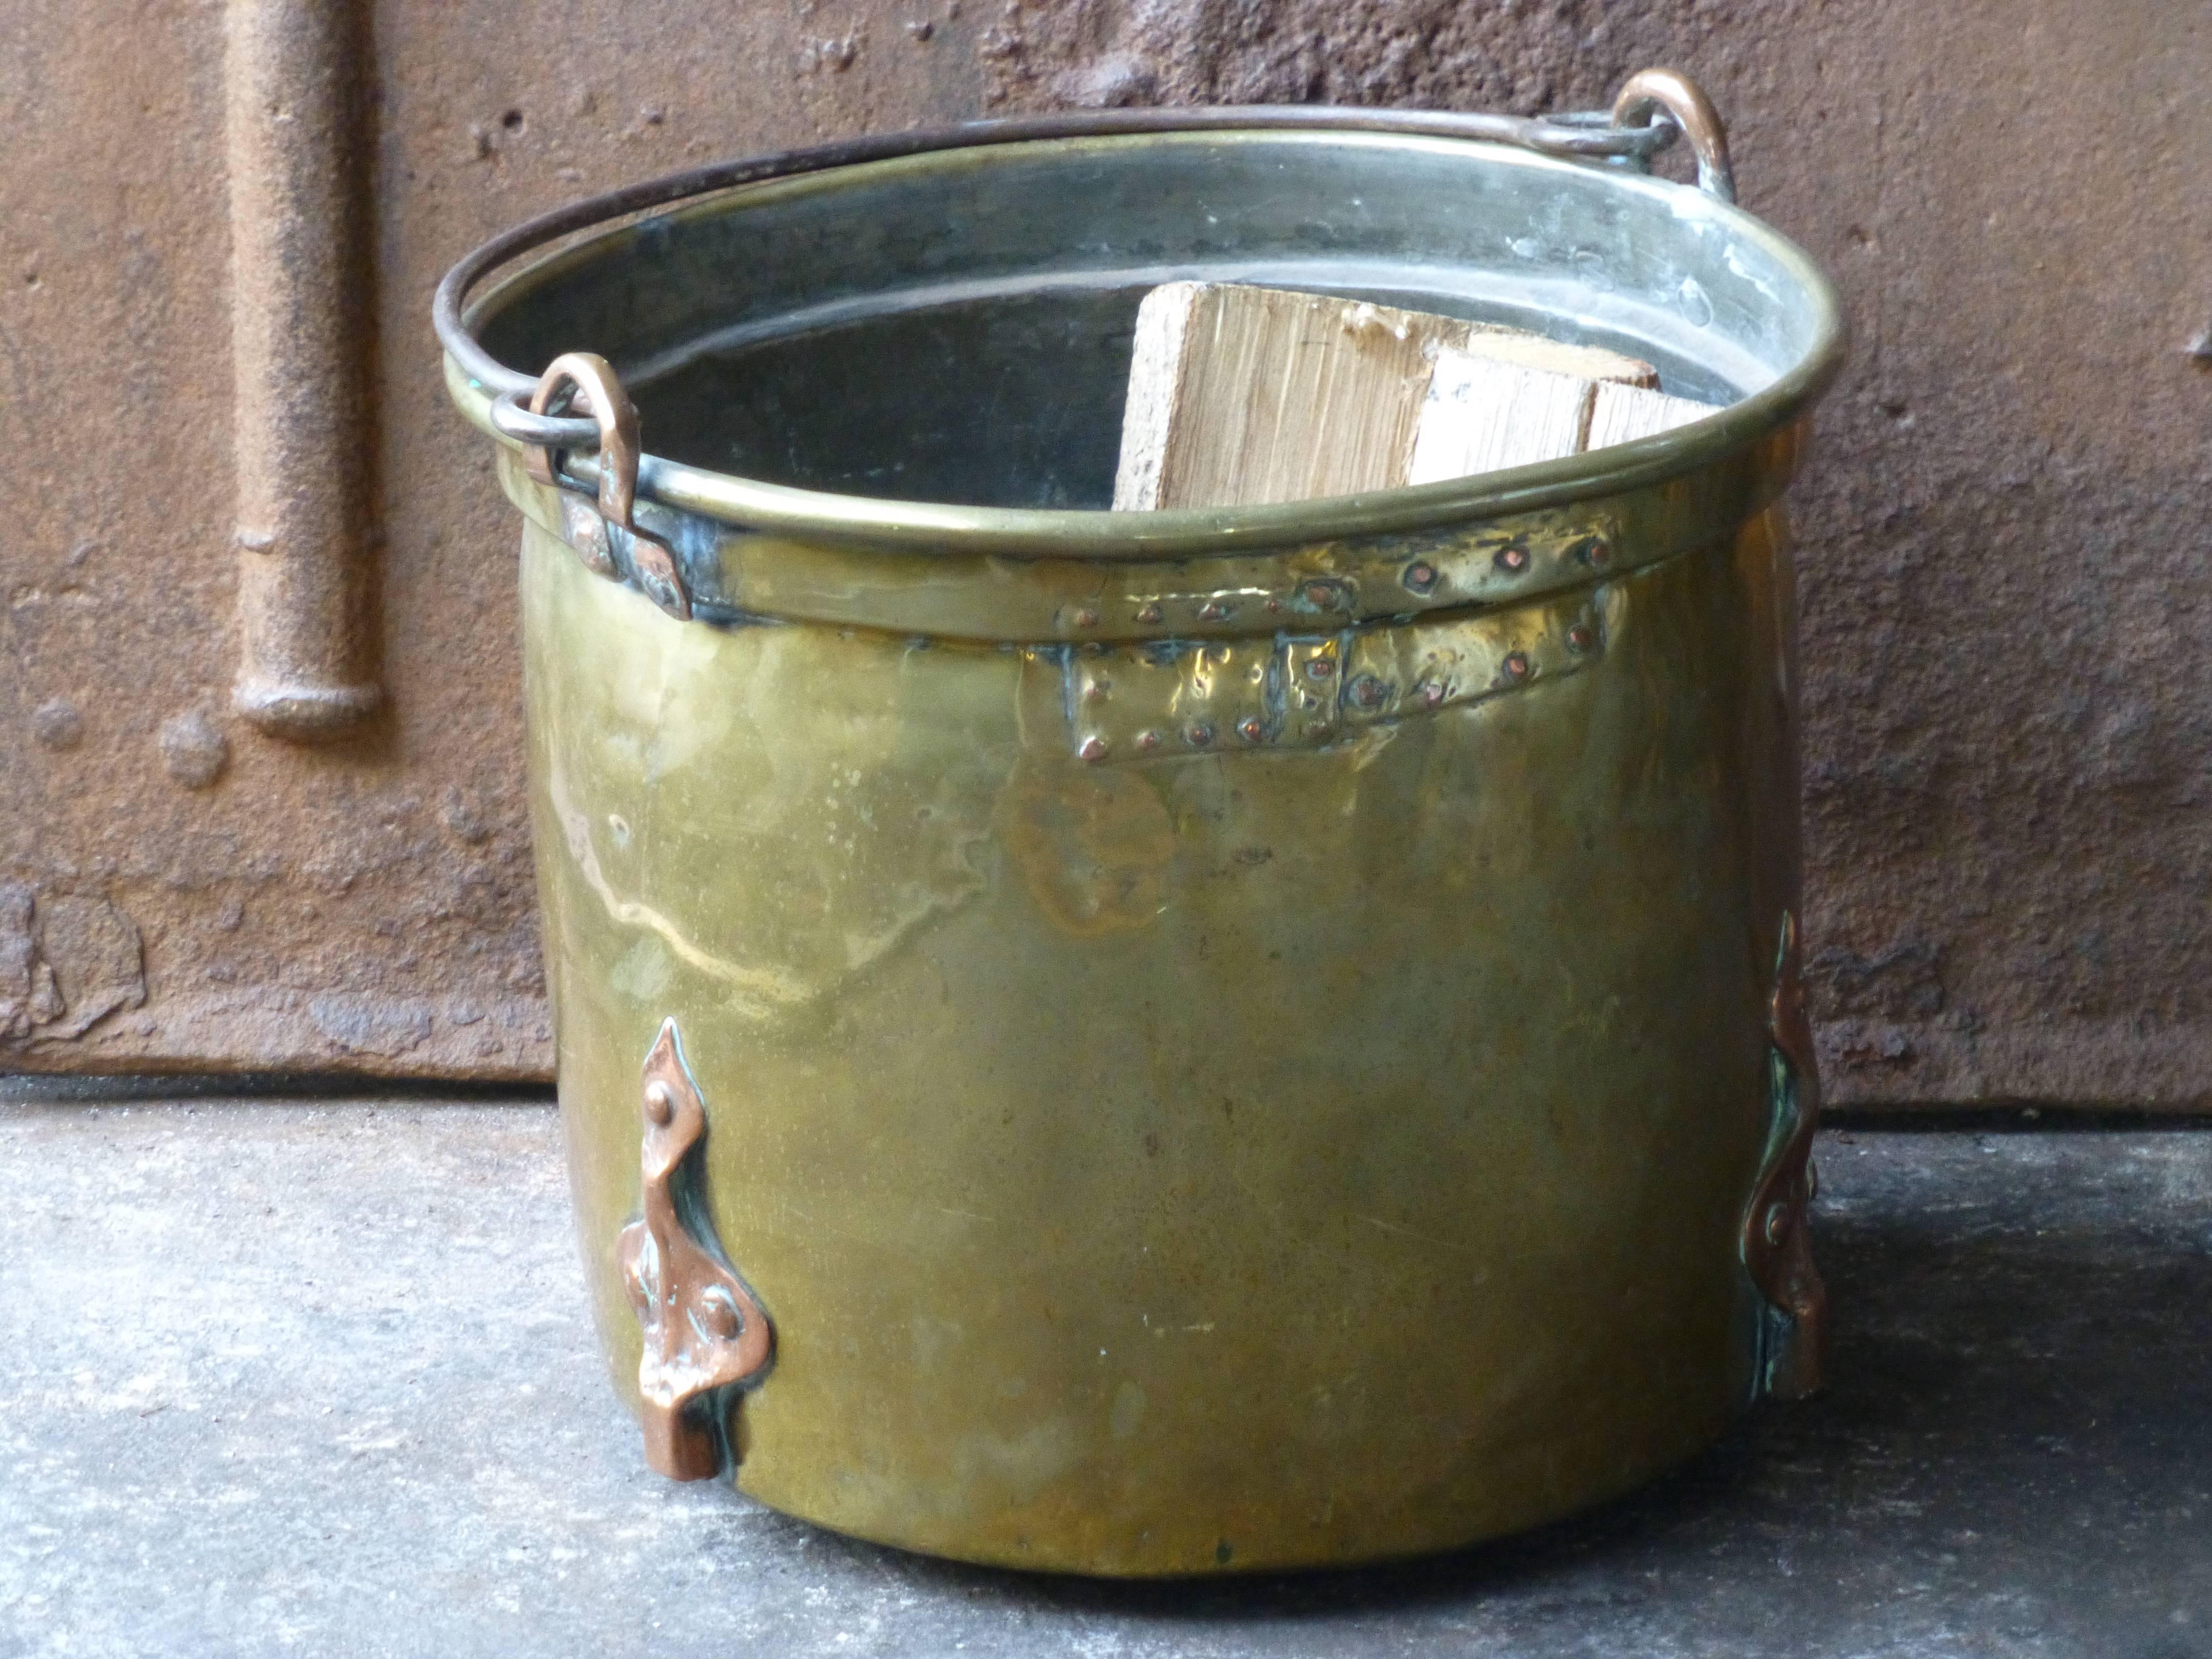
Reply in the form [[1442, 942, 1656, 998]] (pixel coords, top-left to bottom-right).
[[443, 69, 1733, 456]]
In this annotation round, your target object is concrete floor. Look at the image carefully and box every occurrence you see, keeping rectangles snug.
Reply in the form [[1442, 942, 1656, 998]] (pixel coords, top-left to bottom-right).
[[1, 1099, 2207, 1658]]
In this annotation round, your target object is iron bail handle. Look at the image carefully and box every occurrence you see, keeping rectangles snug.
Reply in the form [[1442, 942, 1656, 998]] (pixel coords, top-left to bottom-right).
[[448, 65, 1737, 457]]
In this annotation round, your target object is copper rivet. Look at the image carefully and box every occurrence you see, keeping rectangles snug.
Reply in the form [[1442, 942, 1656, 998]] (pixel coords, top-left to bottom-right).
[[1764, 1201, 1789, 1245], [1402, 561, 1438, 595], [1265, 597, 1282, 613], [1197, 600, 1229, 622], [1072, 605, 1100, 630], [1414, 680, 1445, 708], [1237, 716, 1264, 742], [1186, 722, 1214, 748], [1350, 675, 1387, 709], [1136, 729, 1162, 752], [1567, 624, 1595, 652], [645, 1081, 674, 1126], [1584, 537, 1612, 568], [1305, 657, 1336, 681], [1078, 735, 1110, 762], [1496, 545, 1530, 573], [1136, 602, 1163, 624], [702, 1299, 741, 1339], [1084, 680, 1110, 703]]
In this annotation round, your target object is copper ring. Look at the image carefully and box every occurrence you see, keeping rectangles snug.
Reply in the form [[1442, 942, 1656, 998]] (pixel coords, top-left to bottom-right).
[[525, 351, 643, 530], [1611, 68, 1736, 204]]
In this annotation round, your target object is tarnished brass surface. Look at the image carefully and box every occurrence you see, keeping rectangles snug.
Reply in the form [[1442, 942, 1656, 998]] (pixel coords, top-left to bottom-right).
[[523, 498, 1800, 1571], [458, 107, 1841, 1573], [618, 1018, 773, 1480]]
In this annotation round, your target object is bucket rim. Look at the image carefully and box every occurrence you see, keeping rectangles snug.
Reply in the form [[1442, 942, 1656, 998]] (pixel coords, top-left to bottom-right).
[[437, 114, 1847, 561]]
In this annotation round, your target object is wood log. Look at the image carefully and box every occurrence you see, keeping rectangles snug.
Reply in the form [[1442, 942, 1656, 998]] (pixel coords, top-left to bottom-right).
[[1406, 350, 1596, 486], [1584, 380, 1720, 451], [1460, 322, 1658, 390], [1113, 282, 1661, 511]]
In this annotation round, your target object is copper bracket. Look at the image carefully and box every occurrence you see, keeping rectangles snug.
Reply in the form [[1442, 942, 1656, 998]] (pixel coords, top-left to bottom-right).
[[1741, 910, 1828, 1401], [616, 1019, 772, 1480], [1611, 67, 1737, 204], [527, 353, 692, 621]]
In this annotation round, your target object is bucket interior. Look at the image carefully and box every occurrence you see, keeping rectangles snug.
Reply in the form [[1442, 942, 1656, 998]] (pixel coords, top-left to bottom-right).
[[474, 132, 1835, 512]]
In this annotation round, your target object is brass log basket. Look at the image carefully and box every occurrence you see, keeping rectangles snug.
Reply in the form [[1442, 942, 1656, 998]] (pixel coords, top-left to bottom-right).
[[436, 68, 1846, 1576]]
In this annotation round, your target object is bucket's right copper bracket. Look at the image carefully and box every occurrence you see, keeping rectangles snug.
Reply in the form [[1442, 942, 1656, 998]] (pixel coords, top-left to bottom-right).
[[1611, 67, 1736, 203], [1743, 910, 1828, 1400]]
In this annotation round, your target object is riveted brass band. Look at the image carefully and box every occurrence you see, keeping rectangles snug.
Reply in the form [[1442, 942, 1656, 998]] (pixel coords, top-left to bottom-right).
[[493, 424, 1796, 645], [1026, 583, 1621, 762]]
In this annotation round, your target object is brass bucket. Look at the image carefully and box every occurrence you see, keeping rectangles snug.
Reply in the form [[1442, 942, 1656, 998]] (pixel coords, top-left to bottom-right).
[[436, 69, 1845, 1576]]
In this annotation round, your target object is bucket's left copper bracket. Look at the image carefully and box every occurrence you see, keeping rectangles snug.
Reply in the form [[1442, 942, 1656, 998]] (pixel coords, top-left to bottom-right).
[[617, 1018, 773, 1480], [524, 354, 692, 621]]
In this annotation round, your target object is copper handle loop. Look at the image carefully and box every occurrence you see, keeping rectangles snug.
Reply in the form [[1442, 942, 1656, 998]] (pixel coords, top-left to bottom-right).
[[525, 352, 643, 530], [1611, 68, 1736, 204]]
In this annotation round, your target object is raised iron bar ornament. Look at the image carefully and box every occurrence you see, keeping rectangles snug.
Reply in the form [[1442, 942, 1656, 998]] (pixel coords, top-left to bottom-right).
[[618, 1019, 772, 1480]]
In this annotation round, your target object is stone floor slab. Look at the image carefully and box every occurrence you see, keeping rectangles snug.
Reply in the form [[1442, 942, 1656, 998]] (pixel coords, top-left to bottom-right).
[[1, 1101, 2206, 1658]]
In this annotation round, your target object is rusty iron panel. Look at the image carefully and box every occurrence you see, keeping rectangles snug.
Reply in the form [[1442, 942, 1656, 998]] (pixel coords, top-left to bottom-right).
[[3, 0, 2209, 1111]]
